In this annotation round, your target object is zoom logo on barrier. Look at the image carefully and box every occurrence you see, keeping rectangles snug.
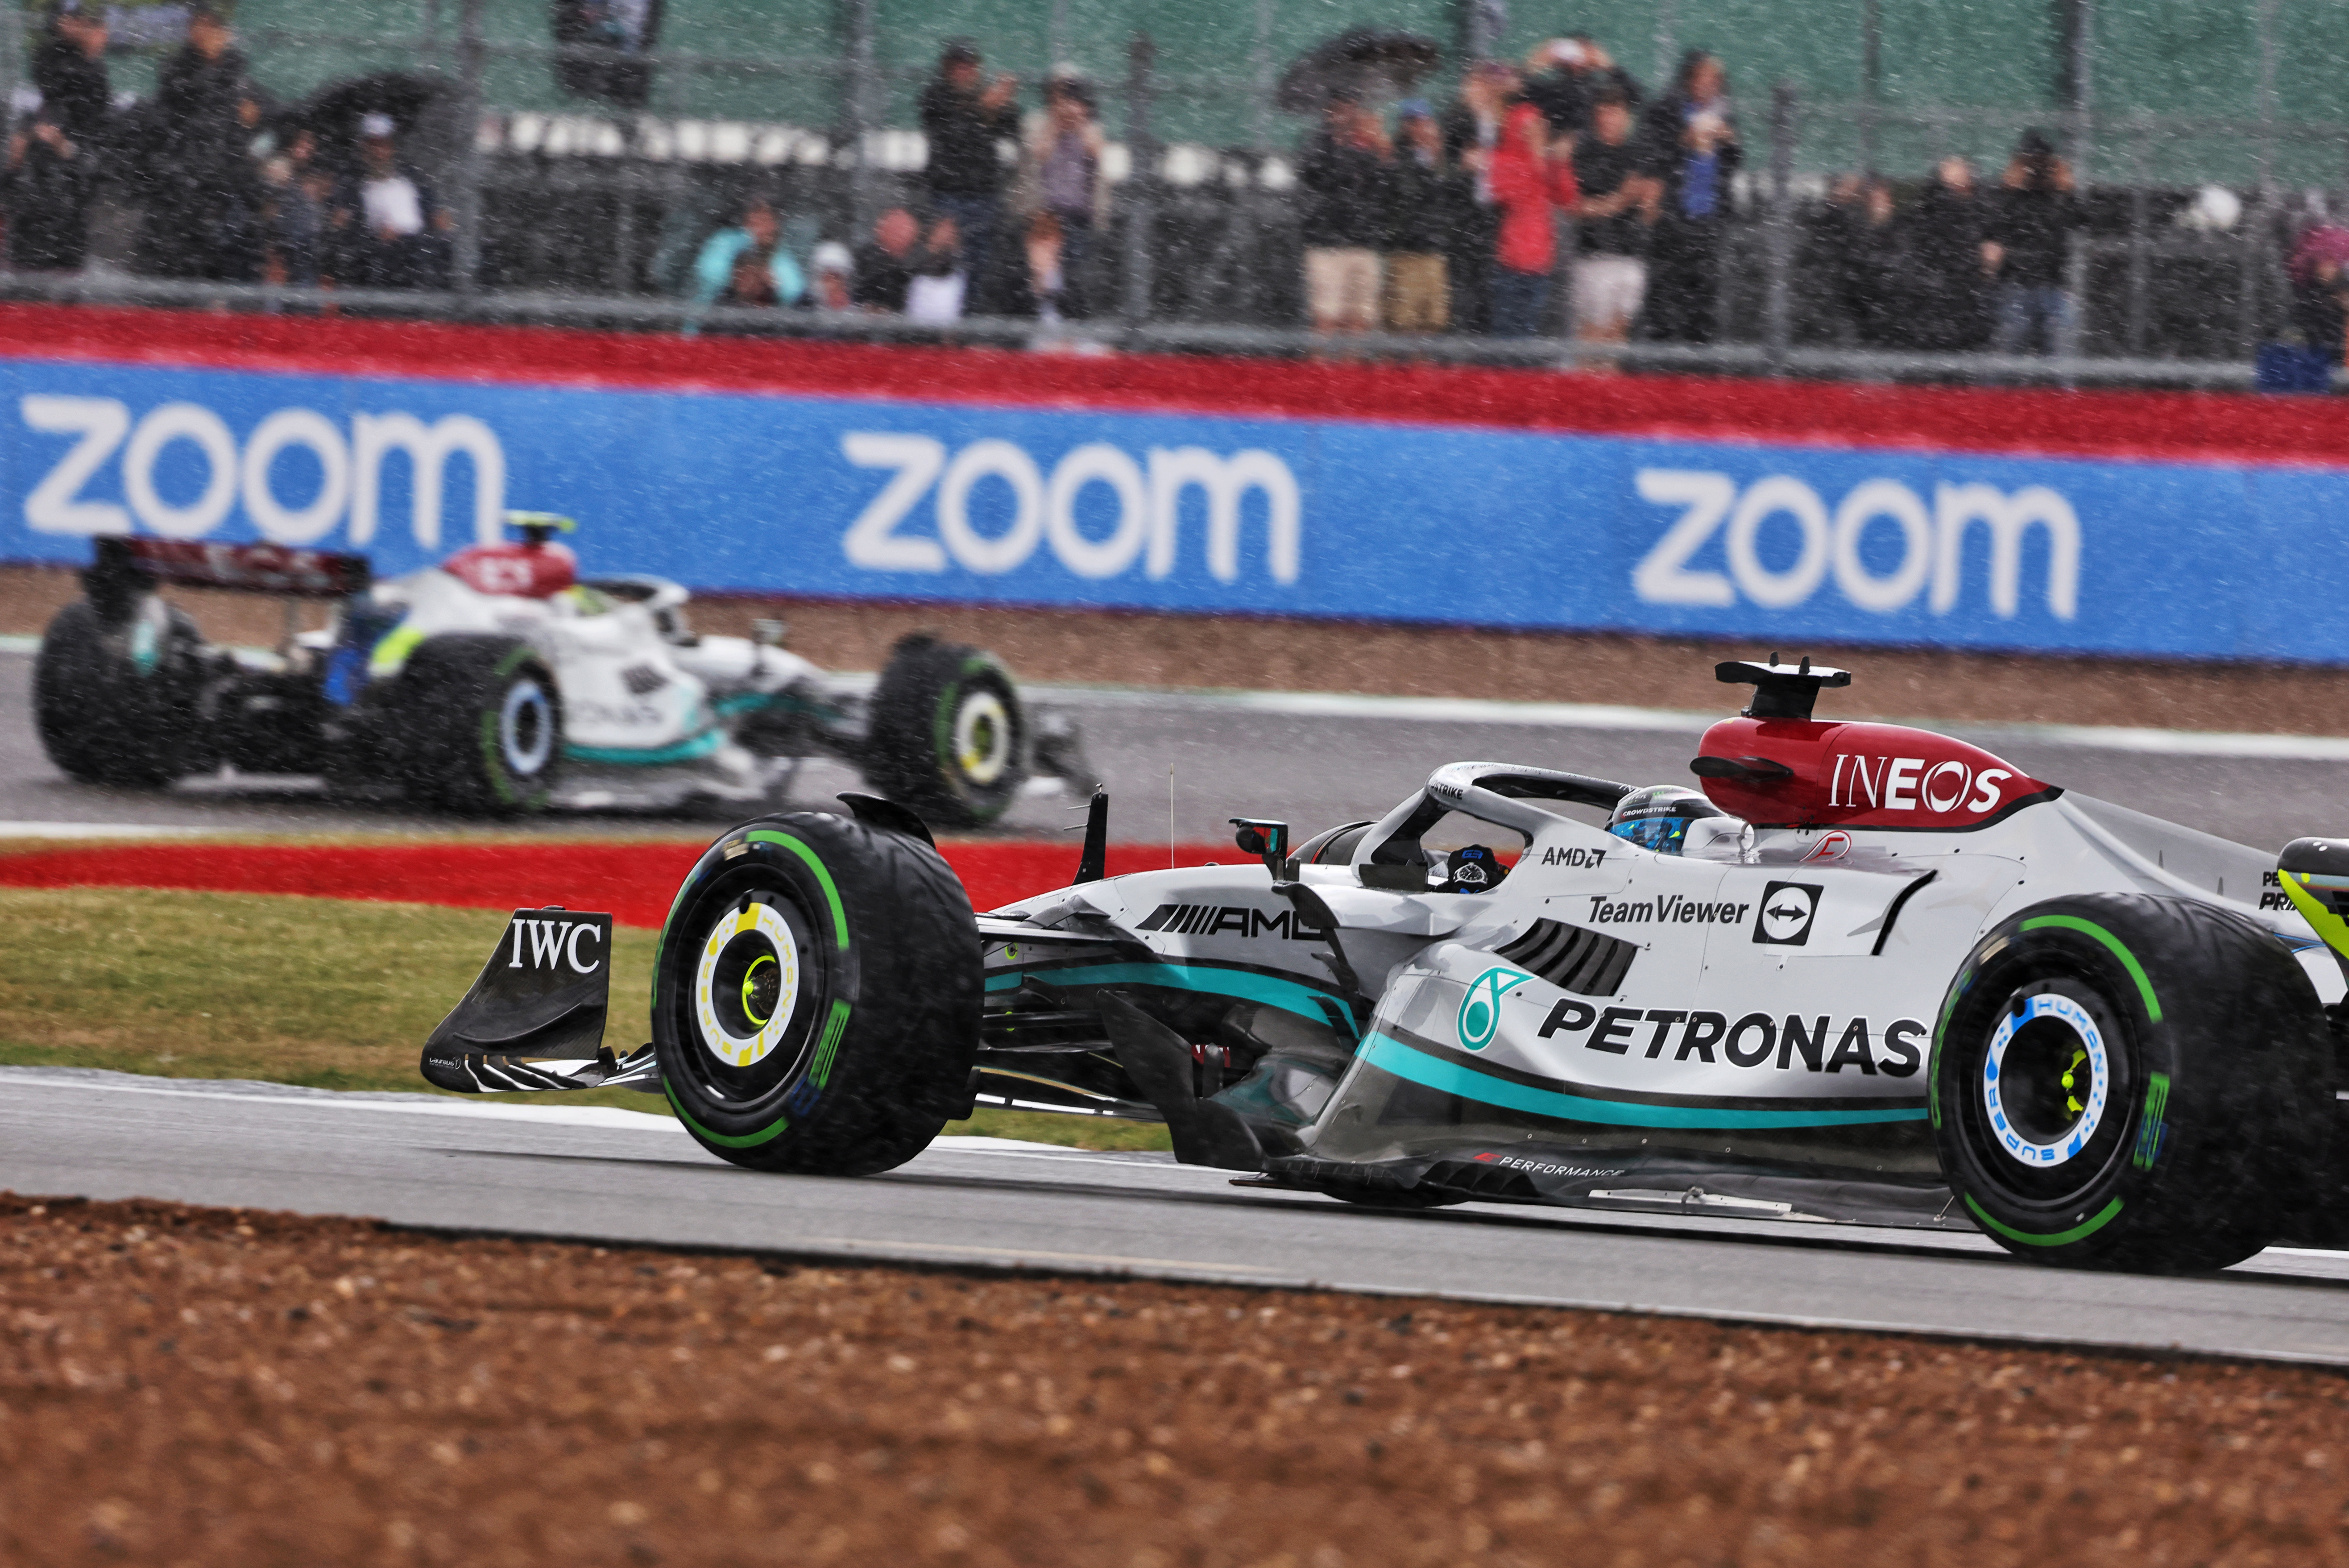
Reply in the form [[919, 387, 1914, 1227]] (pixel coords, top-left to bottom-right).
[[19, 395, 506, 549], [10, 352, 2345, 667], [1631, 468, 2080, 620], [839, 432, 1301, 583]]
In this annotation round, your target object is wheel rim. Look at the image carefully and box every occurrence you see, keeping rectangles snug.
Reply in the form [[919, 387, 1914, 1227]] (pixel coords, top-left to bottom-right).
[[499, 679, 555, 777], [951, 689, 1013, 786], [666, 875, 829, 1112], [1982, 990, 2112, 1169], [692, 899, 803, 1070]]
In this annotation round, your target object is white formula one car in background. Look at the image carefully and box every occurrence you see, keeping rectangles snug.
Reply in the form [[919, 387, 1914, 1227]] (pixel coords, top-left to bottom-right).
[[33, 517, 1090, 822], [429, 656, 2349, 1276]]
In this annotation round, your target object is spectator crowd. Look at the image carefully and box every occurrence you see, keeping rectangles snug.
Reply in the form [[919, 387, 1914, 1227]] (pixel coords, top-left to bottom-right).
[[1822, 132, 2088, 355], [0, 5, 2299, 366], [683, 38, 1115, 326], [661, 29, 2102, 356], [7, 1, 455, 290]]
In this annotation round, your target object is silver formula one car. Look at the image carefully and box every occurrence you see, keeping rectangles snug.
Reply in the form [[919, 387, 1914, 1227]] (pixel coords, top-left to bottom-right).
[[425, 657, 2349, 1274], [33, 522, 1089, 822]]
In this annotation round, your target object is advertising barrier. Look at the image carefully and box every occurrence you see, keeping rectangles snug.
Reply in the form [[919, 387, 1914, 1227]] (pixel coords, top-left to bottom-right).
[[0, 313, 2335, 664]]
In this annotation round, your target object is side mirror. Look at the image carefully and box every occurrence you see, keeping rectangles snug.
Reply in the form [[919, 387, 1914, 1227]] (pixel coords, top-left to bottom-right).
[[1230, 817, 1289, 878]]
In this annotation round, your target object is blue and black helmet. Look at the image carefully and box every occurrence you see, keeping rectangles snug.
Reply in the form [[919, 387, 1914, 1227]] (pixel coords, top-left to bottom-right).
[[1440, 843, 1506, 891], [1606, 785, 1728, 855]]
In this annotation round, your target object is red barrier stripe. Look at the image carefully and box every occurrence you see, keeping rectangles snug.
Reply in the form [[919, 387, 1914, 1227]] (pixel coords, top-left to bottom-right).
[[0, 302, 2338, 467], [0, 839, 1231, 928]]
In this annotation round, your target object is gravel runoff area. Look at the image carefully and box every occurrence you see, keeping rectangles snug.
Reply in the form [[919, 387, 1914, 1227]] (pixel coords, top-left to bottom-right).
[[8, 1192, 2349, 1568], [4, 563, 2344, 738]]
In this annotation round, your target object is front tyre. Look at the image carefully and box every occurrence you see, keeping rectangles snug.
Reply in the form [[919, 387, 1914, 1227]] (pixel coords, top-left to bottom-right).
[[1931, 893, 2330, 1273], [387, 634, 562, 815], [654, 811, 979, 1175], [864, 634, 1029, 828]]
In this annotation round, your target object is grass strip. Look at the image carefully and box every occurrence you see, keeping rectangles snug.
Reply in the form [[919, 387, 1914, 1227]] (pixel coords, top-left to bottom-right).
[[0, 887, 1168, 1150]]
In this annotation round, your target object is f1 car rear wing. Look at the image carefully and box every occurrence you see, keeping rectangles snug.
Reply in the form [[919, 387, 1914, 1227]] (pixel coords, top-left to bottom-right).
[[86, 536, 371, 615]]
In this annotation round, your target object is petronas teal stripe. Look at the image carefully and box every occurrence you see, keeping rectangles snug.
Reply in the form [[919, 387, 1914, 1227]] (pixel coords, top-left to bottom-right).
[[1360, 1033, 1929, 1131]]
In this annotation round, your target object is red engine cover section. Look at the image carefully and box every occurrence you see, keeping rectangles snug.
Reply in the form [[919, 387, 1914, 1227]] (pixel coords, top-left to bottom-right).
[[441, 541, 578, 598], [1694, 718, 2051, 830]]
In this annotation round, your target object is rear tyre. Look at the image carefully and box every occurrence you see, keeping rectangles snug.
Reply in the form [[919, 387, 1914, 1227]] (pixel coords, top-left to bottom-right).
[[33, 597, 202, 787], [1931, 892, 2331, 1273], [654, 810, 980, 1175], [386, 635, 562, 815], [864, 634, 1028, 828]]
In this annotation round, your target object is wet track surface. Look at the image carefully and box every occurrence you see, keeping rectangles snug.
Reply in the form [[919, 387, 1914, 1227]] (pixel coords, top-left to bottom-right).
[[10, 644, 2349, 1356], [7, 1069, 2349, 1364], [6, 647, 2349, 850]]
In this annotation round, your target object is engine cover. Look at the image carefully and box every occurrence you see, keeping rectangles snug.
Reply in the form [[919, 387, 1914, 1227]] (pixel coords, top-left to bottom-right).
[[1693, 717, 2052, 831]]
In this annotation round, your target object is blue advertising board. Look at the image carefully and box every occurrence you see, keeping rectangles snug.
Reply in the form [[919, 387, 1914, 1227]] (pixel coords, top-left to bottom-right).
[[0, 355, 2330, 663]]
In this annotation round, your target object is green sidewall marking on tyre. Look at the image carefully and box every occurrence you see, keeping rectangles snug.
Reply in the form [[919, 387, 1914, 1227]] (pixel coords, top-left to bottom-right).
[[476, 710, 518, 805], [661, 998, 854, 1148], [930, 654, 1010, 791], [475, 646, 548, 807], [809, 999, 853, 1088], [744, 831, 850, 951], [1962, 1192, 2125, 1247], [664, 1078, 791, 1148], [2132, 1071, 2171, 1170], [2021, 915, 2161, 1023]]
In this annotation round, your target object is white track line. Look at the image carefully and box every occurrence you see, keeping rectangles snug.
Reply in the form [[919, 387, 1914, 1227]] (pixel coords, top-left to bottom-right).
[[0, 1069, 1142, 1160], [1032, 683, 2349, 762], [0, 820, 213, 837], [6, 633, 2346, 763], [0, 1067, 690, 1131]]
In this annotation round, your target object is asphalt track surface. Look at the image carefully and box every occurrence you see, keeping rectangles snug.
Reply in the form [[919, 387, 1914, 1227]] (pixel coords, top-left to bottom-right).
[[14, 645, 2349, 1361], [5, 646, 2349, 851], [9, 1067, 2349, 1365]]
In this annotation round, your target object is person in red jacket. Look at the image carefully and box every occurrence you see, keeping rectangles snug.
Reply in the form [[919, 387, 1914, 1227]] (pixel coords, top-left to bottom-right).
[[1478, 100, 1576, 337]]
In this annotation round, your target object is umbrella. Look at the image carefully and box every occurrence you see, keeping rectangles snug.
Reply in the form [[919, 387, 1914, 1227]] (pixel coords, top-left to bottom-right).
[[1275, 29, 1442, 115], [287, 72, 446, 140], [282, 72, 459, 181]]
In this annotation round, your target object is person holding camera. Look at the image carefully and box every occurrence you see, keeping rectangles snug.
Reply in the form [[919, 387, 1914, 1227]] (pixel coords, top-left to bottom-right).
[[1984, 129, 2084, 356]]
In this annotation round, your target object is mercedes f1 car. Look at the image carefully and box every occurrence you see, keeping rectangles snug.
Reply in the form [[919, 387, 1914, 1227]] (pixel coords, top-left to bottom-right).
[[33, 524, 1089, 822], [423, 656, 2349, 1274]]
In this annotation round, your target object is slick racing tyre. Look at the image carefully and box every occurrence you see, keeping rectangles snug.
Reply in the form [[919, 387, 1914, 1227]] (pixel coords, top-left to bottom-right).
[[1931, 893, 2331, 1273], [865, 634, 1028, 828], [33, 596, 201, 787], [390, 635, 562, 815], [654, 810, 980, 1175]]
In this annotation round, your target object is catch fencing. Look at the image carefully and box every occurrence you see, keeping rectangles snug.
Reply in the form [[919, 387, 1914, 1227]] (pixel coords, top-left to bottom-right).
[[0, 2, 2344, 386]]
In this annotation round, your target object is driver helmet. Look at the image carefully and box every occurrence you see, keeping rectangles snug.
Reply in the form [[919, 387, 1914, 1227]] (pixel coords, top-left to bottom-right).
[[1607, 785, 1727, 855], [1438, 844, 1508, 892]]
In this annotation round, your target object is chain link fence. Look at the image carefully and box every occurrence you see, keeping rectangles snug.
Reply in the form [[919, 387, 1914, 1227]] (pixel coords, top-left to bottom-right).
[[0, 0, 2340, 389]]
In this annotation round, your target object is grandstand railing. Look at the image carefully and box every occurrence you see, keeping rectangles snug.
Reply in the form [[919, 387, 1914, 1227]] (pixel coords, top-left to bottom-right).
[[0, 3, 2337, 390]]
